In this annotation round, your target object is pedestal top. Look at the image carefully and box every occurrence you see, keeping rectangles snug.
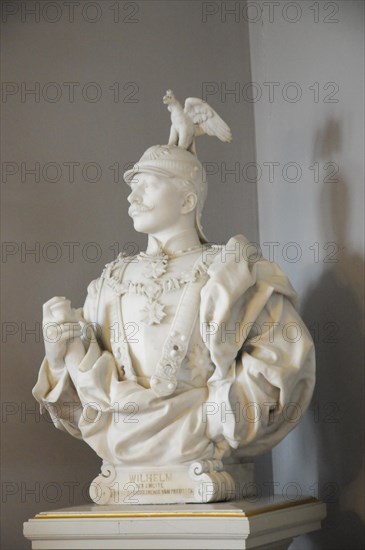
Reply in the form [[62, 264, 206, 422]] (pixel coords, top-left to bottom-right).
[[24, 496, 326, 550], [33, 495, 317, 518]]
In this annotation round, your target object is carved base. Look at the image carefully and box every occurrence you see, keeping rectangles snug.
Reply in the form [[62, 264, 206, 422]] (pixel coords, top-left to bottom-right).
[[89, 460, 255, 505]]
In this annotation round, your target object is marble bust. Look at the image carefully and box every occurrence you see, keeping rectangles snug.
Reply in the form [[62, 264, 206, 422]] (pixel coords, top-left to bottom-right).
[[33, 93, 315, 505]]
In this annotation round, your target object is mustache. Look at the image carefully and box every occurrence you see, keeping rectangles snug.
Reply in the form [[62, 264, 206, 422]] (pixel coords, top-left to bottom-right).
[[128, 203, 154, 216]]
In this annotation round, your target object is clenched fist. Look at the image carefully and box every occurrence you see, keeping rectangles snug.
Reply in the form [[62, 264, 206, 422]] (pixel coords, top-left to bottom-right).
[[42, 296, 83, 372]]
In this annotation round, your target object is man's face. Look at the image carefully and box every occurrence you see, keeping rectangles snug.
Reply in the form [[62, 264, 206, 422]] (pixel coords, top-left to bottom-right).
[[127, 173, 186, 236]]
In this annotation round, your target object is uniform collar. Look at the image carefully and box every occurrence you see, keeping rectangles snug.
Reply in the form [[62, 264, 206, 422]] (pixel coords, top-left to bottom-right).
[[146, 228, 201, 256]]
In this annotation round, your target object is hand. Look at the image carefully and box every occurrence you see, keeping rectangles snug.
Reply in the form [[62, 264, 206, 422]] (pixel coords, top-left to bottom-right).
[[42, 296, 82, 370]]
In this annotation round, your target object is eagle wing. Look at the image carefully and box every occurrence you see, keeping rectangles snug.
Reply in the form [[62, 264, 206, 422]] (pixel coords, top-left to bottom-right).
[[184, 97, 232, 142]]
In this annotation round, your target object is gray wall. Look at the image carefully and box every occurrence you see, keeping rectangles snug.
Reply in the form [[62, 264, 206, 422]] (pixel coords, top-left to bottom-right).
[[249, 1, 364, 548], [1, 2, 257, 548]]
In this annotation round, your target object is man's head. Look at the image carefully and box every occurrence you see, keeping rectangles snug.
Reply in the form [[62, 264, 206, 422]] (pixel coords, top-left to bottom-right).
[[124, 145, 208, 242]]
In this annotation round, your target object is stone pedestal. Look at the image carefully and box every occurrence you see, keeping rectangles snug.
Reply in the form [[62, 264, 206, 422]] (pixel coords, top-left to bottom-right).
[[23, 495, 326, 549]]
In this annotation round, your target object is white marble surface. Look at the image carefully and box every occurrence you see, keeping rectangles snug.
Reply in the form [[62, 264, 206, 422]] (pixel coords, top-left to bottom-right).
[[32, 126, 316, 505], [24, 496, 326, 549]]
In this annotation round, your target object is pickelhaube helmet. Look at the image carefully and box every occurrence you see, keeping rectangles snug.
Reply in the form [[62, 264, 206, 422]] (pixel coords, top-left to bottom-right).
[[123, 145, 208, 243]]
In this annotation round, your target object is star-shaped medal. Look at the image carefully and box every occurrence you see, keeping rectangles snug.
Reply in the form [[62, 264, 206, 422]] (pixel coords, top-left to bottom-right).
[[139, 251, 168, 279], [143, 259, 167, 279], [140, 300, 166, 326]]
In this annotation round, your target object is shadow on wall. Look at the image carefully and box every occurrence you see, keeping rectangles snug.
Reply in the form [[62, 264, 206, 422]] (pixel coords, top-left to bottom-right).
[[300, 118, 364, 549]]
